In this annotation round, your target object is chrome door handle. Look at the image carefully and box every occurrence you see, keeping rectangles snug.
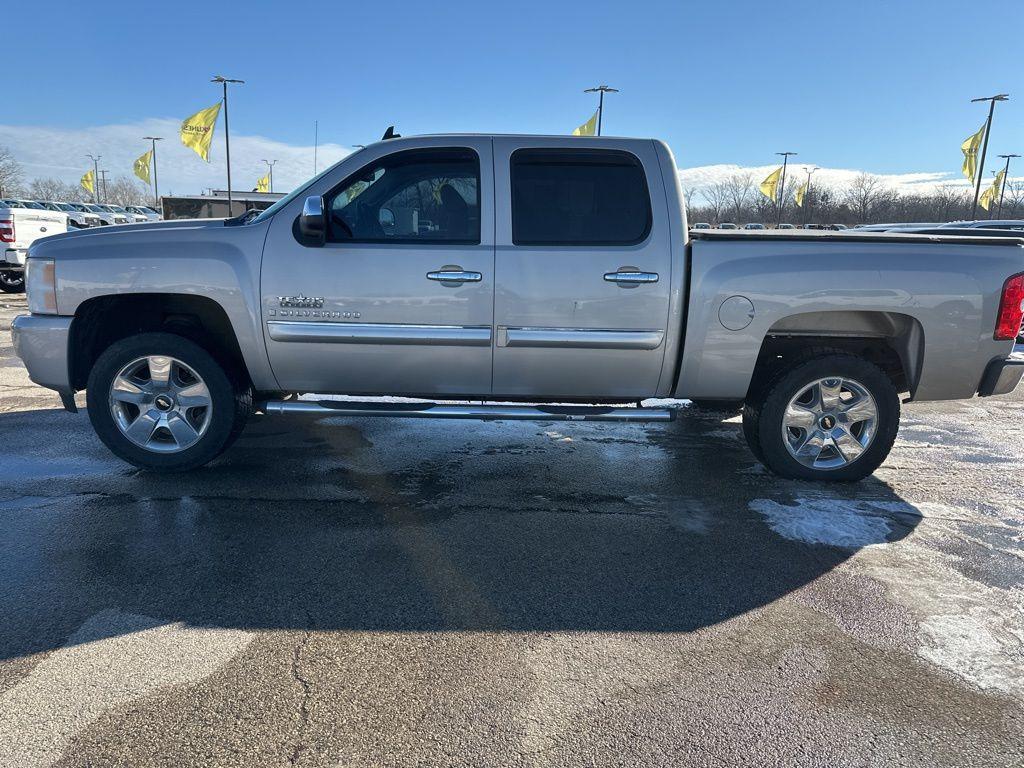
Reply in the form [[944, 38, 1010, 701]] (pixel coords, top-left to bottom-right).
[[604, 270, 659, 284], [427, 270, 483, 282]]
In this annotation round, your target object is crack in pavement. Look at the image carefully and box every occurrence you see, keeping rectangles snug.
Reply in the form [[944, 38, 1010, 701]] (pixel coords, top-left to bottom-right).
[[289, 611, 315, 766]]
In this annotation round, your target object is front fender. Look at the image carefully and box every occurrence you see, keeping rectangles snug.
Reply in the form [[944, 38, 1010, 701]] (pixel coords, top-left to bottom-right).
[[35, 219, 278, 391]]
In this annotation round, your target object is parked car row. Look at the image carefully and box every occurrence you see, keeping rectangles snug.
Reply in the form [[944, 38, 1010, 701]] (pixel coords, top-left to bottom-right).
[[692, 222, 848, 231], [0, 199, 160, 293], [0, 199, 161, 228]]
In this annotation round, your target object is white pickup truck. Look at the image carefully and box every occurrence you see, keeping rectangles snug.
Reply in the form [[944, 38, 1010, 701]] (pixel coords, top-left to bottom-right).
[[12, 134, 1024, 480], [0, 201, 67, 293]]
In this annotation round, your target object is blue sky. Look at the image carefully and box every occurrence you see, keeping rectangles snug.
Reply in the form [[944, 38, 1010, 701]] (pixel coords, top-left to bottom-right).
[[5, 0, 1023, 194]]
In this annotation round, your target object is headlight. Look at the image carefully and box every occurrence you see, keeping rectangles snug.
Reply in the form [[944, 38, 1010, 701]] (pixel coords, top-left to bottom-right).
[[26, 258, 57, 315]]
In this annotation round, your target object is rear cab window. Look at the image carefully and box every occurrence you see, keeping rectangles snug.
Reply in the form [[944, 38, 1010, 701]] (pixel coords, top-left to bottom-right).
[[510, 148, 652, 246]]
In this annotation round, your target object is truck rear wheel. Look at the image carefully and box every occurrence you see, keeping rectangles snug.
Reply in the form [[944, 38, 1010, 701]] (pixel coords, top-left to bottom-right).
[[86, 332, 251, 471], [742, 353, 899, 481], [0, 270, 25, 293]]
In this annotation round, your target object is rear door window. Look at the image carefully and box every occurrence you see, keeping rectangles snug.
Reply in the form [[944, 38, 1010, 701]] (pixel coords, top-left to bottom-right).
[[510, 148, 651, 246]]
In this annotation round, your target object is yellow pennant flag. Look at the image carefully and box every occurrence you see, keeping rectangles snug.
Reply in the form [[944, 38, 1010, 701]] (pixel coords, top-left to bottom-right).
[[794, 181, 808, 207], [572, 110, 598, 137], [80, 169, 95, 194], [961, 123, 985, 185], [759, 167, 783, 201], [255, 173, 270, 193], [180, 102, 222, 161], [133, 150, 152, 184], [979, 168, 1005, 211]]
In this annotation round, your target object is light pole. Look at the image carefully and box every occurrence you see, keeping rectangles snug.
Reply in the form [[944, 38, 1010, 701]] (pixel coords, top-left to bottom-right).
[[86, 154, 101, 203], [313, 120, 319, 175], [142, 136, 163, 212], [99, 170, 109, 204], [775, 151, 797, 227], [212, 75, 245, 215], [996, 153, 1019, 219], [802, 166, 818, 226], [584, 85, 619, 136], [969, 93, 1009, 219], [261, 159, 277, 193]]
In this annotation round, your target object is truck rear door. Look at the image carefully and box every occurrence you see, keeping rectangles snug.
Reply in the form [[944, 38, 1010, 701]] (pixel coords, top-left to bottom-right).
[[490, 139, 674, 399]]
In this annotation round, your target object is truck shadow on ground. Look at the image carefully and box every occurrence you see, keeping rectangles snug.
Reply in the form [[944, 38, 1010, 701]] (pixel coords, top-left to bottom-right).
[[0, 407, 922, 661]]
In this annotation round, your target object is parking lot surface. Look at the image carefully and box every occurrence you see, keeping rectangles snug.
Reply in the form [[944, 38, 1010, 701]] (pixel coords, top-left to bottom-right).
[[1, 293, 1022, 767]]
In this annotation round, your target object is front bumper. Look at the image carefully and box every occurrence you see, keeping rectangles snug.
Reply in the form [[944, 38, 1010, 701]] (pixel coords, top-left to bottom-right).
[[11, 314, 73, 393], [978, 345, 1024, 397], [1, 248, 27, 271]]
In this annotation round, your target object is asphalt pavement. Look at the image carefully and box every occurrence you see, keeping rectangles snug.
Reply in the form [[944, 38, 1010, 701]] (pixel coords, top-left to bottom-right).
[[1, 293, 1022, 767]]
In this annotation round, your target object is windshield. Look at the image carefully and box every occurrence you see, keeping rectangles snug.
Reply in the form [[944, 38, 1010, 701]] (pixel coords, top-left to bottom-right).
[[55, 203, 75, 211], [86, 205, 105, 213], [250, 149, 364, 225]]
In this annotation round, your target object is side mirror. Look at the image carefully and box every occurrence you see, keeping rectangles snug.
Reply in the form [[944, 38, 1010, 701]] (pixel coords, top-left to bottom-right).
[[298, 195, 326, 246], [379, 207, 395, 230]]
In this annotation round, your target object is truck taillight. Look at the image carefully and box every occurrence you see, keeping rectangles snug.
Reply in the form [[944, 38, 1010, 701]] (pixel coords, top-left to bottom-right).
[[995, 272, 1024, 341], [0, 219, 13, 243]]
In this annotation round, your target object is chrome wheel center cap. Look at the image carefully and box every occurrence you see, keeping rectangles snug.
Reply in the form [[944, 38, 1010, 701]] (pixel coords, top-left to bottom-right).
[[819, 414, 836, 430], [154, 394, 174, 412]]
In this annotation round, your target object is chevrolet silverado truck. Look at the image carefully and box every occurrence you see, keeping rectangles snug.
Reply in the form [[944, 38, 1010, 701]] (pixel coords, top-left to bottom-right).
[[12, 134, 1024, 480]]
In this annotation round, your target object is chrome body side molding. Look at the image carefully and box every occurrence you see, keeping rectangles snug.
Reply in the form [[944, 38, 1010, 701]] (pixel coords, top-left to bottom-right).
[[267, 321, 492, 346], [501, 327, 664, 350]]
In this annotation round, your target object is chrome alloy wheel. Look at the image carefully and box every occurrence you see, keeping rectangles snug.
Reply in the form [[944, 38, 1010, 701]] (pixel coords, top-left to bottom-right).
[[108, 355, 213, 453], [781, 377, 878, 470]]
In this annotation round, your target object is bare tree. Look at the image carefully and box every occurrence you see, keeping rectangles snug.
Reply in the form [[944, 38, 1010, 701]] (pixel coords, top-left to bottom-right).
[[105, 176, 151, 207], [27, 177, 73, 202], [700, 181, 731, 224], [0, 147, 24, 198], [844, 173, 884, 224], [724, 172, 755, 224]]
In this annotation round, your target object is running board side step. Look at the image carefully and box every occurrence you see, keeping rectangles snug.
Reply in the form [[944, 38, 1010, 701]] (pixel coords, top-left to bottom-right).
[[258, 399, 674, 422]]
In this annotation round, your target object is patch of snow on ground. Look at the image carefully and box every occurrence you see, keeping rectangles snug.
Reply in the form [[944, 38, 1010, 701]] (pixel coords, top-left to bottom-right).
[[918, 612, 1024, 699], [749, 497, 916, 548]]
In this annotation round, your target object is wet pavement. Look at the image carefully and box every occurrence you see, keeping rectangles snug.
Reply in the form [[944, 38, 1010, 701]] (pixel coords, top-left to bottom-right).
[[1, 293, 1022, 767]]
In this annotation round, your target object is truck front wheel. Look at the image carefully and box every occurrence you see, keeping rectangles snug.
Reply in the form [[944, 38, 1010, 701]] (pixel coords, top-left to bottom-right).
[[86, 332, 251, 471], [0, 270, 25, 293], [742, 354, 899, 481]]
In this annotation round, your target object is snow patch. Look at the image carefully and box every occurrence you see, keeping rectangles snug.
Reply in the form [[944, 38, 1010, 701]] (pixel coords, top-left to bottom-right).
[[919, 613, 1024, 698], [749, 497, 916, 548]]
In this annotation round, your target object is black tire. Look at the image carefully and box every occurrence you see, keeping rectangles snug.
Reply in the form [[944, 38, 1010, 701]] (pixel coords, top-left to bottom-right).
[[0, 270, 25, 293], [86, 332, 251, 471], [690, 399, 744, 414], [743, 353, 900, 482]]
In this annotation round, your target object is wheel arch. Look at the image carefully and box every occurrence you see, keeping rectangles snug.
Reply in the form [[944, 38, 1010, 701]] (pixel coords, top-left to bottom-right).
[[748, 310, 925, 401], [69, 293, 253, 392]]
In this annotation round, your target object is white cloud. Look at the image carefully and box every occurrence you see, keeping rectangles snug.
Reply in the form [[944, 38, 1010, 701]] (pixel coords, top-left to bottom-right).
[[0, 118, 351, 196], [677, 163, 972, 197]]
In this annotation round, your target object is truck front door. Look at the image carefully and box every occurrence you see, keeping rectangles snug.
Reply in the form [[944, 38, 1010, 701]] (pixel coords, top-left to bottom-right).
[[490, 139, 674, 399], [260, 140, 495, 396]]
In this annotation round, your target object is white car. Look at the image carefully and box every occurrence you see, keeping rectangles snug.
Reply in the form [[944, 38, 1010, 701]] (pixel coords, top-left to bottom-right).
[[99, 204, 141, 224], [76, 203, 126, 226], [39, 201, 103, 229], [743, 223, 766, 230], [0, 200, 67, 292], [126, 205, 161, 222]]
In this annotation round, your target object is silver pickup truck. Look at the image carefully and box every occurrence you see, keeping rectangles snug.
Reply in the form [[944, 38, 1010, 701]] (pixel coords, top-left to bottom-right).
[[12, 134, 1024, 480]]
